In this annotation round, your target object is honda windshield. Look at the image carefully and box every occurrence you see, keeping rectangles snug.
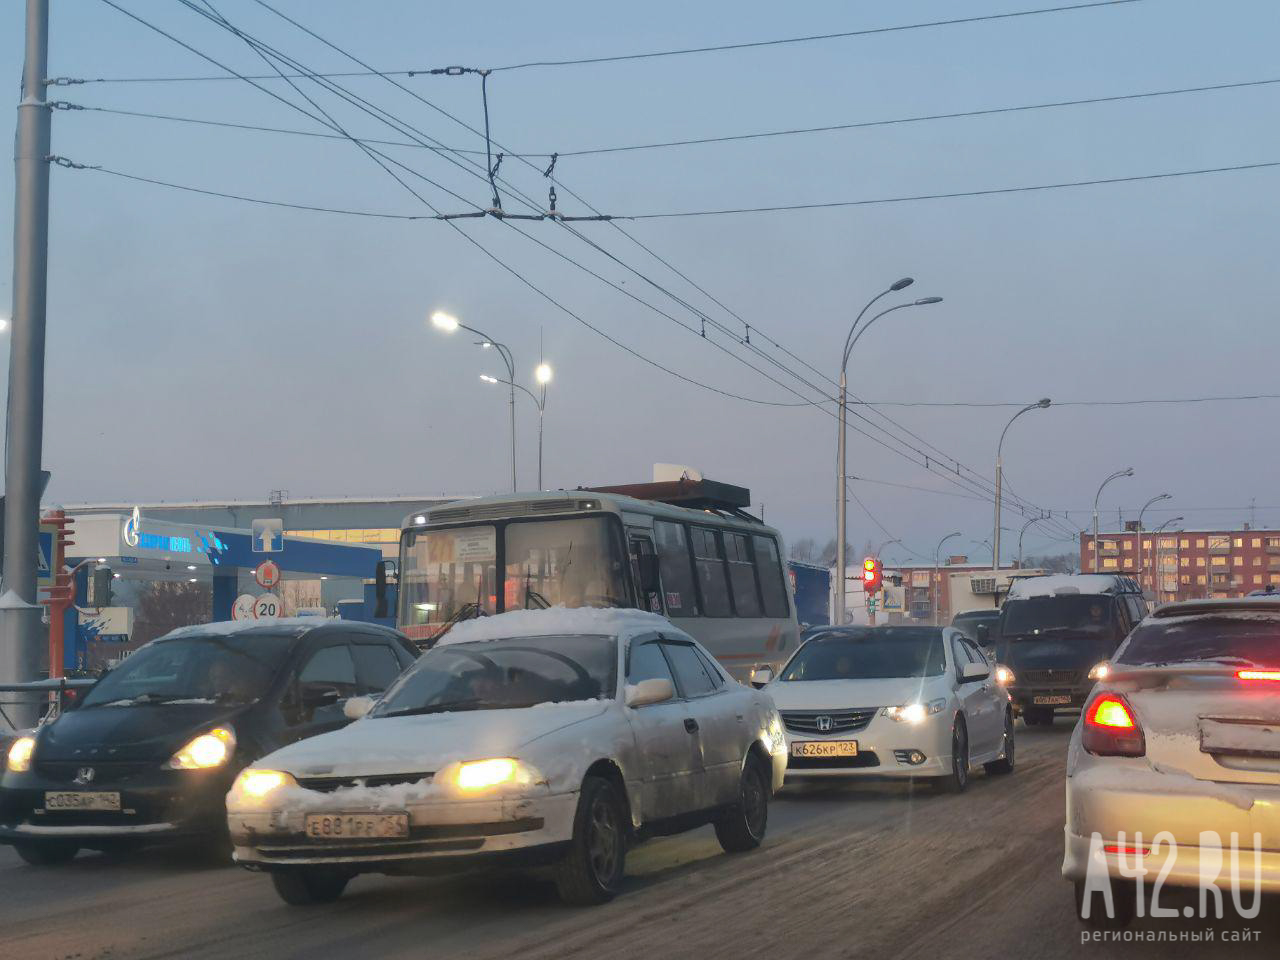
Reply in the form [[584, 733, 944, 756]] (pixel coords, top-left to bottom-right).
[[81, 634, 294, 707], [372, 634, 618, 716], [780, 629, 946, 681], [1000, 596, 1114, 638]]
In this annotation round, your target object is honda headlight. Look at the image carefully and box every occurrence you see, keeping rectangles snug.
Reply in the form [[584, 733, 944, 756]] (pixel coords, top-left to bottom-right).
[[883, 698, 946, 724], [165, 727, 235, 770], [1088, 661, 1112, 682], [6, 736, 35, 773]]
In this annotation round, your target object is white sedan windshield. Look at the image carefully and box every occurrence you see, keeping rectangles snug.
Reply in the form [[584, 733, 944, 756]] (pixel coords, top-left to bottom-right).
[[373, 634, 617, 717]]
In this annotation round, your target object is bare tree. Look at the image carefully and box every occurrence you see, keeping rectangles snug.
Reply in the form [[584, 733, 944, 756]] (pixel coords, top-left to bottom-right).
[[132, 581, 212, 645], [1024, 552, 1076, 574], [789, 537, 817, 563]]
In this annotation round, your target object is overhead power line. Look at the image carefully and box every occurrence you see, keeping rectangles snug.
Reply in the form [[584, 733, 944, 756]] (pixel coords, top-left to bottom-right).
[[629, 160, 1280, 218], [52, 0, 1144, 84], [855, 393, 1280, 407]]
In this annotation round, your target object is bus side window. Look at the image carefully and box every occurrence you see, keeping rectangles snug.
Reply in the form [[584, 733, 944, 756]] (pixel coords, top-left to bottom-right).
[[690, 527, 732, 618], [752, 535, 790, 618], [653, 520, 699, 618], [629, 535, 662, 614], [724, 532, 762, 617]]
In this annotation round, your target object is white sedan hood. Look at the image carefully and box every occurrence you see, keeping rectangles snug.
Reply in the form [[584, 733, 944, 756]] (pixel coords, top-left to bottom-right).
[[262, 702, 610, 778], [766, 677, 940, 711]]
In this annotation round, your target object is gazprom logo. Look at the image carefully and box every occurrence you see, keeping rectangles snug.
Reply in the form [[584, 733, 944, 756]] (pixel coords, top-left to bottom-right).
[[122, 506, 141, 548]]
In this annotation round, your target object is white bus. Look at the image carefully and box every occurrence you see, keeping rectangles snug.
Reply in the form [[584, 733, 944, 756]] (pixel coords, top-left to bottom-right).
[[393, 480, 800, 680]]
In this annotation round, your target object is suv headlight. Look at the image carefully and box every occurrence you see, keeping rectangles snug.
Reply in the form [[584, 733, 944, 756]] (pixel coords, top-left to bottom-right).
[[883, 698, 946, 724], [1088, 661, 1111, 682], [6, 736, 35, 773], [995, 665, 1016, 686], [165, 727, 235, 770]]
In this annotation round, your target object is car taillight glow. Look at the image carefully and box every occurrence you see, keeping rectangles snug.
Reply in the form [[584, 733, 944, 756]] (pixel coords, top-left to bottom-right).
[[1082, 693, 1145, 757], [1103, 843, 1150, 856], [1238, 669, 1280, 682]]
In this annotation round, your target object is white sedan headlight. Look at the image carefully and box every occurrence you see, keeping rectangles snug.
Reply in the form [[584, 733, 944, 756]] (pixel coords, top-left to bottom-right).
[[451, 758, 544, 793], [883, 698, 946, 724], [1087, 661, 1111, 681], [228, 768, 298, 807], [165, 727, 235, 770]]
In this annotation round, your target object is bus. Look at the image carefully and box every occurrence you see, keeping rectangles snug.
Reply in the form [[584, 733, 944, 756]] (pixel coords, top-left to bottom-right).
[[391, 478, 800, 680]]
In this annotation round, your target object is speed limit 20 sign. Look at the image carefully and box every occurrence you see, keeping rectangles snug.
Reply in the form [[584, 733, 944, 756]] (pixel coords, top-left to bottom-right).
[[253, 594, 282, 619]]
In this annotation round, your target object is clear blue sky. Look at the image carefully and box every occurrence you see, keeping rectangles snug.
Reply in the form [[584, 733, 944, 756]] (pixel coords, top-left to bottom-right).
[[2, 0, 1278, 563]]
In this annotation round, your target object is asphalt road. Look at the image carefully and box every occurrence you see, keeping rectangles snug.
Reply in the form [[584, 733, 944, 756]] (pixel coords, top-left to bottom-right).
[[1, 722, 1274, 960]]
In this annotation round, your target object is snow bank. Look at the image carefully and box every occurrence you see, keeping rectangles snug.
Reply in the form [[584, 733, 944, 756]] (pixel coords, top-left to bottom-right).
[[1006, 574, 1127, 599], [437, 607, 671, 647]]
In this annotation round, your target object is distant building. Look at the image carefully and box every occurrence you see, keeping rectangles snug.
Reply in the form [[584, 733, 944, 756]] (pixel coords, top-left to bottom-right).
[[1080, 528, 1280, 603]]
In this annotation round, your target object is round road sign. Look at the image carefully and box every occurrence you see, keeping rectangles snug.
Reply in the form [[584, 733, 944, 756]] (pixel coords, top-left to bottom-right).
[[254, 559, 281, 590], [231, 594, 257, 621], [253, 594, 282, 619]]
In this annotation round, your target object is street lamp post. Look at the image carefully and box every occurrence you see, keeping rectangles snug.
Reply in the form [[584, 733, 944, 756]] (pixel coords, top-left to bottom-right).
[[835, 279, 942, 626], [1136, 492, 1172, 591], [432, 311, 517, 492], [993, 399, 1051, 572], [1091, 467, 1135, 573], [482, 362, 553, 490], [1151, 516, 1184, 604], [933, 531, 961, 626], [1017, 514, 1049, 570]]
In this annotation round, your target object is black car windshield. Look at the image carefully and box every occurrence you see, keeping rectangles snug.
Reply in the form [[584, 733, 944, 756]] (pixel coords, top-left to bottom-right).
[[1117, 614, 1279, 667], [1001, 596, 1114, 637], [81, 633, 295, 707], [372, 634, 617, 716], [779, 628, 946, 681]]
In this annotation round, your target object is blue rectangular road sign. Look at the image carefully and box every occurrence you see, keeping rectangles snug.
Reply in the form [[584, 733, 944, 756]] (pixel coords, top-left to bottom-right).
[[37, 526, 54, 588], [251, 518, 284, 553]]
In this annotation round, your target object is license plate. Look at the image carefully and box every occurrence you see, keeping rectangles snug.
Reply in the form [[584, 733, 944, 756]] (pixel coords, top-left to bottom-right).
[[44, 791, 121, 811], [1033, 695, 1072, 705], [304, 813, 409, 840], [791, 740, 858, 758]]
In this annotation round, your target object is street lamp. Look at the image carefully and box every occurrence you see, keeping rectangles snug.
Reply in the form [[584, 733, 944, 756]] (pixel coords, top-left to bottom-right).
[[1017, 514, 1050, 570], [875, 538, 901, 557], [933, 531, 961, 625], [1151, 516, 1184, 604], [993, 398, 1051, 572], [1091, 467, 1135, 572], [431, 311, 517, 492], [835, 279, 942, 626], [481, 363, 552, 490], [1136, 492, 1172, 589]]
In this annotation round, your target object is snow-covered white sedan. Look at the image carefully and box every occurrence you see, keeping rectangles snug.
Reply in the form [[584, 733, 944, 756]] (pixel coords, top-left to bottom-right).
[[1064, 597, 1280, 929], [227, 609, 786, 906], [760, 625, 1014, 792]]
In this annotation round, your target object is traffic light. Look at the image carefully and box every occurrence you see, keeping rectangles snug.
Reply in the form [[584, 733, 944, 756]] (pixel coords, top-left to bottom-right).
[[861, 556, 882, 593]]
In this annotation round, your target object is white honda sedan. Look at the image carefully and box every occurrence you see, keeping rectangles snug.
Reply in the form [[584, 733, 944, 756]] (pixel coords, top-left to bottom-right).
[[227, 608, 785, 907], [1064, 597, 1280, 929], [760, 625, 1014, 792]]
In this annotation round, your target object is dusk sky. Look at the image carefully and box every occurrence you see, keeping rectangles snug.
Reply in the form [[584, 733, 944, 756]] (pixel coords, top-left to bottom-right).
[[2, 0, 1278, 564]]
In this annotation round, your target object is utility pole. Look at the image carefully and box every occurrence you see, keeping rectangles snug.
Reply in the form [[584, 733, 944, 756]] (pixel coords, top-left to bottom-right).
[[0, 0, 52, 725]]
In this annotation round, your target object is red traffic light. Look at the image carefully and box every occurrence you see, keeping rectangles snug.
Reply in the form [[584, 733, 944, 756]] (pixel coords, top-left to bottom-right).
[[861, 557, 882, 592]]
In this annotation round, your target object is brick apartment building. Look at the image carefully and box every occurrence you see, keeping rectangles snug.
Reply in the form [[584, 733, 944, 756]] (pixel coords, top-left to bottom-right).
[[1080, 528, 1280, 604]]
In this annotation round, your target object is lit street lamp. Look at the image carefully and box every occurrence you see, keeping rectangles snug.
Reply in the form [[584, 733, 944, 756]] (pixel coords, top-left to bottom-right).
[[993, 398, 1051, 572], [1091, 467, 1135, 572], [933, 531, 961, 626], [835, 279, 943, 626], [481, 361, 553, 490], [432, 311, 517, 492]]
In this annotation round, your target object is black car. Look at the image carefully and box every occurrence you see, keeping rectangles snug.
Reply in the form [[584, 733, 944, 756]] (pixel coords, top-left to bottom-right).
[[0, 619, 416, 865]]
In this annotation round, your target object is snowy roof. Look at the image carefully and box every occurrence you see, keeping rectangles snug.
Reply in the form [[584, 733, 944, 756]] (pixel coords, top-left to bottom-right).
[[1005, 574, 1137, 599], [437, 607, 674, 647], [161, 617, 342, 640]]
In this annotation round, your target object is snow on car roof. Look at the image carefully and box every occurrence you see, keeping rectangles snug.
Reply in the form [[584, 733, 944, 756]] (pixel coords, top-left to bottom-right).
[[437, 607, 673, 647], [161, 617, 337, 640], [1005, 574, 1135, 599]]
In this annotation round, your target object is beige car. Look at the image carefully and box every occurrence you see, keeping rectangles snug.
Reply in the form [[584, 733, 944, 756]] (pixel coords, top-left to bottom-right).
[[1063, 597, 1280, 928]]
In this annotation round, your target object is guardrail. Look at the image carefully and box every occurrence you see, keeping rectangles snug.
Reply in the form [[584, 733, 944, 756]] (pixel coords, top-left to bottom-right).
[[0, 678, 97, 730]]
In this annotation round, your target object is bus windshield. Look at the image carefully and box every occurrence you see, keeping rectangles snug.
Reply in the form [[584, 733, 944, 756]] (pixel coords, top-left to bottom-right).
[[399, 515, 629, 633]]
